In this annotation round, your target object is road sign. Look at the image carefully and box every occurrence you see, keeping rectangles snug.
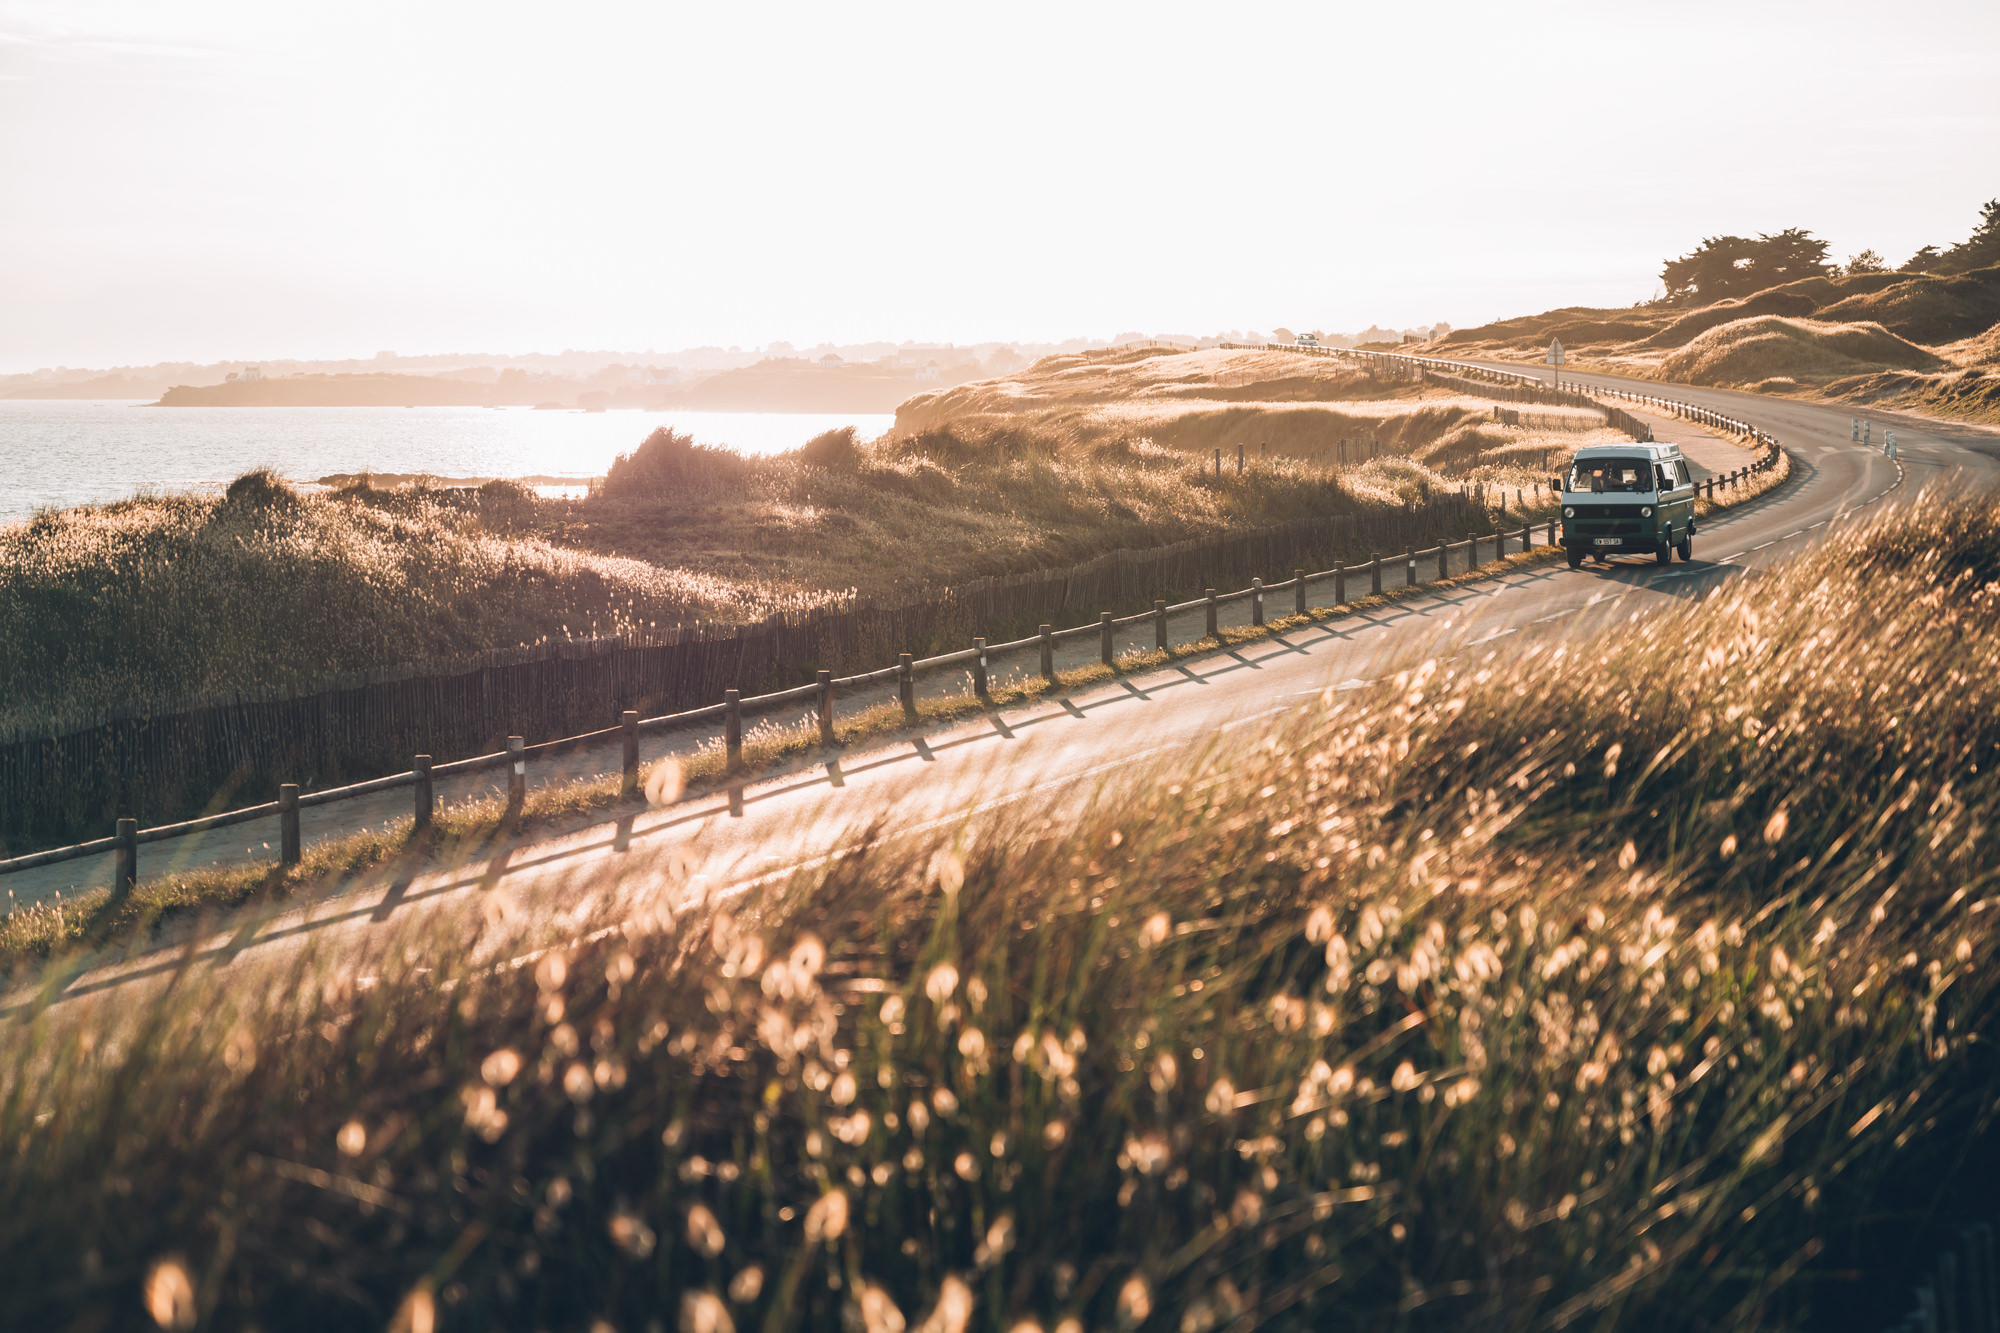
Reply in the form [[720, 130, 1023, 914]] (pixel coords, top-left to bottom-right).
[[1545, 338, 1565, 367]]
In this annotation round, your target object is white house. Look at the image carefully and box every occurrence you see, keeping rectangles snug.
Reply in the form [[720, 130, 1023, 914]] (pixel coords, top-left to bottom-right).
[[243, 366, 263, 382], [819, 354, 845, 369], [915, 359, 942, 382]]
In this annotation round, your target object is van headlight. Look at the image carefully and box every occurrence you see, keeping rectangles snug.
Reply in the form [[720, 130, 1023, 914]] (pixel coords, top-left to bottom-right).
[[1562, 506, 1574, 518], [1640, 506, 1653, 517]]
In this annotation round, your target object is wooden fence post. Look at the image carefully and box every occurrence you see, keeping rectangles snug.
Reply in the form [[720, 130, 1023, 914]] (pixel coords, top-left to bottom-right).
[[817, 670, 835, 744], [1205, 589, 1218, 640], [899, 655, 918, 719], [1214, 448, 1221, 480], [1294, 569, 1307, 617], [724, 692, 744, 772], [1236, 443, 1244, 475], [114, 817, 136, 892], [1335, 563, 1346, 605], [972, 641, 989, 699], [279, 783, 300, 865], [1370, 553, 1382, 596], [1405, 548, 1416, 587], [1467, 532, 1479, 569], [1039, 626, 1054, 682], [1251, 578, 1263, 626], [1154, 600, 1168, 651], [1437, 542, 1449, 580], [1100, 612, 1114, 666], [506, 735, 526, 817], [620, 711, 639, 798], [414, 754, 434, 828]]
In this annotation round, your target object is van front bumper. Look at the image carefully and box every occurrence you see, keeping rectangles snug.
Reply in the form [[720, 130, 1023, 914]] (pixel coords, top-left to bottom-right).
[[1562, 526, 1663, 553]]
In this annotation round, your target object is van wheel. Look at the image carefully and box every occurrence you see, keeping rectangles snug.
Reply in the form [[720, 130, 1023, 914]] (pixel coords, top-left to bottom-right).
[[1676, 532, 1693, 561], [1565, 547, 1583, 570], [1655, 544, 1672, 565]]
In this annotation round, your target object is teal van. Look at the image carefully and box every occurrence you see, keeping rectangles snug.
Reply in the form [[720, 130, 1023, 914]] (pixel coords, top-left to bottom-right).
[[1558, 442, 1698, 568]]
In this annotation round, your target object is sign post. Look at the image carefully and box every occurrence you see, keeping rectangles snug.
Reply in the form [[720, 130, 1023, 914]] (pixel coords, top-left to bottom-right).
[[1545, 337, 1565, 390]]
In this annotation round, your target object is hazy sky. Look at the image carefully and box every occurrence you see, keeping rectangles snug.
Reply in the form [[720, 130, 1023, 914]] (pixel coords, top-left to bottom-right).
[[3, 0, 1998, 371]]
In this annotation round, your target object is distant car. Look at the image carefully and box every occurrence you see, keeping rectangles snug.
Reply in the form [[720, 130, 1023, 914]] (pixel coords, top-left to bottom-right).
[[1294, 333, 1318, 347], [1556, 442, 1698, 567]]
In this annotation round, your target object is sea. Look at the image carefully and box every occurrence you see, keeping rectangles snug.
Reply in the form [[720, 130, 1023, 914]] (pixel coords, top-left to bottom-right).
[[0, 401, 898, 523]]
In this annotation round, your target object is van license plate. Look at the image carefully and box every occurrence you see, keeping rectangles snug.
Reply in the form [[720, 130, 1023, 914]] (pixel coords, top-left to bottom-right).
[[1592, 537, 1621, 546]]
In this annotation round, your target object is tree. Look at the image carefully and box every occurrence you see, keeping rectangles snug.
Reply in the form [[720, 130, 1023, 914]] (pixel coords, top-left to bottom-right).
[[1939, 198, 2000, 274], [1902, 245, 1942, 273], [1658, 229, 1833, 305], [1844, 249, 1889, 275]]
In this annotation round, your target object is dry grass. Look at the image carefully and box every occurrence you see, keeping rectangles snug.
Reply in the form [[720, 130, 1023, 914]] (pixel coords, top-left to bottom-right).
[[1424, 266, 2000, 422], [1659, 317, 1945, 391], [0, 471, 822, 729], [560, 419, 1353, 605], [2, 494, 1995, 1329], [895, 348, 1607, 471]]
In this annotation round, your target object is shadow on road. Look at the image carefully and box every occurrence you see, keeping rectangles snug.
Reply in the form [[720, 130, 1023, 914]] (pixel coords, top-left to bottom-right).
[[1555, 556, 1759, 603]]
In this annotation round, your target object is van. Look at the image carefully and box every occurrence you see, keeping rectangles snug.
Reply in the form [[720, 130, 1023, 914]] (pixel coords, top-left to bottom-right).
[[1556, 443, 1697, 568]]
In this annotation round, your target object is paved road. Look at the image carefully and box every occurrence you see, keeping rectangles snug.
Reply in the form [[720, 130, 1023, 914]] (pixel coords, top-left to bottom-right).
[[20, 374, 2000, 1009]]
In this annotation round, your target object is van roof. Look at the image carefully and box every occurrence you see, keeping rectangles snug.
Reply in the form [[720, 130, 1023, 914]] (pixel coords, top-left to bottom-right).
[[1572, 442, 1682, 460]]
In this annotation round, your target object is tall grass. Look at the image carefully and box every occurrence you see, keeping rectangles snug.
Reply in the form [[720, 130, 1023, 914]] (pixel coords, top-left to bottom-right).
[[5, 496, 1998, 1329], [0, 471, 834, 728], [558, 420, 1359, 602]]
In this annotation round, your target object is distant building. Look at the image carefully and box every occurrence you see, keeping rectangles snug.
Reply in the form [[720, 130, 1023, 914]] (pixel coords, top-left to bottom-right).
[[644, 366, 680, 387], [243, 366, 263, 382], [916, 359, 942, 382], [225, 372, 239, 382], [819, 354, 845, 368]]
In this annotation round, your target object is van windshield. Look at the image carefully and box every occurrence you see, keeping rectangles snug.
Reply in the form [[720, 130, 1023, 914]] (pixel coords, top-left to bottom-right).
[[1568, 458, 1655, 494]]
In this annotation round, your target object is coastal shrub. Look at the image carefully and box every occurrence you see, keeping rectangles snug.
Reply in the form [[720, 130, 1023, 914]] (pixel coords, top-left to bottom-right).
[[600, 427, 752, 497], [222, 466, 299, 510], [794, 425, 863, 470]]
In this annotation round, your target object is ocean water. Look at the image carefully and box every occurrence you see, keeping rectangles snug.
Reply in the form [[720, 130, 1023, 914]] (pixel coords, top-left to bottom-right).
[[0, 402, 897, 522]]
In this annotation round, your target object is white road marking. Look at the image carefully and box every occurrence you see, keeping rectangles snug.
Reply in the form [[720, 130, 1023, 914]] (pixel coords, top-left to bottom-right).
[[1220, 706, 1295, 731], [1467, 627, 1519, 646], [1532, 608, 1578, 624]]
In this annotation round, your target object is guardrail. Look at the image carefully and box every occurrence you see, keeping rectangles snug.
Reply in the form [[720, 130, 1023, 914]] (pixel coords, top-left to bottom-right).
[[0, 349, 1791, 898]]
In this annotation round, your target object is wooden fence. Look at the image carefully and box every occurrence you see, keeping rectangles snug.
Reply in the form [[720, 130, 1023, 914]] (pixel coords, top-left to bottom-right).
[[0, 495, 1480, 854]]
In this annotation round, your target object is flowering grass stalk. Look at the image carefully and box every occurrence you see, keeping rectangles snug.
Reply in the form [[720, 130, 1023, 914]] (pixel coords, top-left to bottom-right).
[[3, 496, 1992, 1331]]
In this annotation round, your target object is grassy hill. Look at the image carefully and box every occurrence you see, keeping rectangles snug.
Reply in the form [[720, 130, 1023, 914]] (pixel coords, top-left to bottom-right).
[[895, 346, 1631, 502], [1431, 265, 2000, 420]]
